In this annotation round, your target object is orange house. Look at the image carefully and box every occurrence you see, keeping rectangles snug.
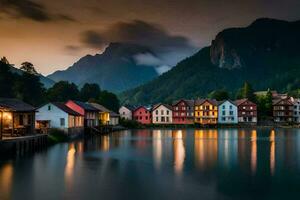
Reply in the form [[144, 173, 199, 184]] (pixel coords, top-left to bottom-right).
[[194, 99, 218, 125]]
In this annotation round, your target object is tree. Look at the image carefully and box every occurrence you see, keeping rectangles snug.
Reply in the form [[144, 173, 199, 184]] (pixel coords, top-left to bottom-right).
[[47, 81, 80, 102], [80, 83, 101, 102], [96, 90, 120, 112], [0, 60, 15, 97], [14, 72, 46, 106], [20, 62, 38, 75], [208, 89, 229, 101], [0, 57, 9, 64], [236, 82, 256, 102]]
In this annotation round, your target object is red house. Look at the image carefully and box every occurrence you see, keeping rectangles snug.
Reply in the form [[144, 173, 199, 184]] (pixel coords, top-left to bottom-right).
[[235, 99, 257, 124], [65, 100, 99, 127], [133, 106, 152, 124], [172, 99, 194, 124]]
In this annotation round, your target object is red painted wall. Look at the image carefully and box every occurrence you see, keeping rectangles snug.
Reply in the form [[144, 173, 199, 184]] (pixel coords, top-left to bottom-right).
[[172, 100, 193, 124], [133, 107, 152, 124], [65, 100, 85, 116]]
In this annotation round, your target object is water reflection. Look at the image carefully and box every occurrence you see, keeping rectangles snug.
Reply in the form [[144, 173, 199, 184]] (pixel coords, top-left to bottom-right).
[[194, 130, 218, 171], [152, 130, 162, 170], [0, 163, 13, 200], [3, 128, 300, 199], [172, 130, 186, 175]]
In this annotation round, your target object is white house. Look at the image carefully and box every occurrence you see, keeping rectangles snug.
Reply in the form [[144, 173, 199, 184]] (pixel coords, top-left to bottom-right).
[[218, 100, 238, 124], [36, 102, 84, 135], [109, 111, 120, 125], [152, 103, 173, 124], [291, 98, 300, 123], [119, 105, 135, 120]]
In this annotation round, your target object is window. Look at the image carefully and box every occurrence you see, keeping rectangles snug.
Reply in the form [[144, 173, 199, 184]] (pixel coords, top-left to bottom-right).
[[161, 117, 165, 122], [60, 118, 65, 127], [222, 117, 225, 121], [229, 105, 232, 109], [156, 117, 158, 122], [229, 111, 233, 115], [48, 105, 51, 110], [222, 111, 225, 115], [167, 110, 169, 115], [222, 105, 225, 109], [123, 112, 125, 115], [140, 116, 142, 120], [156, 110, 158, 115], [166, 117, 169, 122], [19, 115, 24, 125], [145, 116, 148, 120], [161, 110, 164, 115]]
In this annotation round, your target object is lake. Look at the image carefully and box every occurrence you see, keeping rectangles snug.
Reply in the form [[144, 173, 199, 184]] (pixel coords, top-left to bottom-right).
[[1, 128, 300, 200]]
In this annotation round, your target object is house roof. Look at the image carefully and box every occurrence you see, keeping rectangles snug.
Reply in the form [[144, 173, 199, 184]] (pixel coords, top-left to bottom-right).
[[272, 97, 293, 105], [134, 105, 152, 112], [89, 102, 111, 112], [195, 99, 218, 106], [152, 103, 173, 111], [235, 98, 256, 106], [218, 99, 237, 106], [121, 105, 136, 111], [52, 102, 82, 116], [172, 99, 194, 106], [89, 102, 120, 117], [72, 100, 99, 111], [0, 98, 36, 112]]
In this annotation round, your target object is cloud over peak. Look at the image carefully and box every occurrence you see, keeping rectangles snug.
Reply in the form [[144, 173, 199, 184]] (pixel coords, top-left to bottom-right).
[[0, 0, 76, 22]]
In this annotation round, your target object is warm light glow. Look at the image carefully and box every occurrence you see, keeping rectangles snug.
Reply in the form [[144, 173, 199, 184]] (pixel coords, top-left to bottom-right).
[[251, 130, 257, 175], [173, 130, 185, 175], [0, 163, 13, 199], [153, 130, 162, 170], [194, 130, 218, 170], [270, 130, 276, 175], [101, 135, 110, 151], [3, 112, 12, 120]]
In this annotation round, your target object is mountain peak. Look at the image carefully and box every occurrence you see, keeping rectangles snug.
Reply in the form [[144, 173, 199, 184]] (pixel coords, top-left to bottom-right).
[[102, 42, 152, 58]]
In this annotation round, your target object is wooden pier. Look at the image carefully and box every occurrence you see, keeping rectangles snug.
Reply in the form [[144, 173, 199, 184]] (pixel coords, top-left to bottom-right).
[[0, 134, 48, 156]]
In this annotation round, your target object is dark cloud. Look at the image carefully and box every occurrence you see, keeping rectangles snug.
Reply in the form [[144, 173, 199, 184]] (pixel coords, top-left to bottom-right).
[[64, 45, 82, 55], [80, 20, 195, 53], [0, 0, 76, 22]]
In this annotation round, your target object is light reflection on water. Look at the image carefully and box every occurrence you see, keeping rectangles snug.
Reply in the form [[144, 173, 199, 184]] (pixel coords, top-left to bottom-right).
[[2, 128, 300, 200]]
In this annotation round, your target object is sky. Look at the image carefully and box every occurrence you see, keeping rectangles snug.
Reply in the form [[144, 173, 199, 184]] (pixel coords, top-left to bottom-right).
[[0, 0, 299, 75]]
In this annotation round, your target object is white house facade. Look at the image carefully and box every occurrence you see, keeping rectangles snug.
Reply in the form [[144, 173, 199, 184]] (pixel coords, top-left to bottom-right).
[[119, 106, 134, 120], [292, 98, 300, 123], [152, 104, 173, 124], [36, 102, 84, 134], [218, 100, 238, 124]]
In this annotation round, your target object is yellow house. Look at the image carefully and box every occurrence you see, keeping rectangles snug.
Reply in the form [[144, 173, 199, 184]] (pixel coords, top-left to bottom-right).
[[88, 103, 110, 125], [194, 99, 218, 125]]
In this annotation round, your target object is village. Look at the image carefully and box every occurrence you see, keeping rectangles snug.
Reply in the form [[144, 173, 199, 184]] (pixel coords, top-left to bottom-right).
[[0, 90, 298, 143]]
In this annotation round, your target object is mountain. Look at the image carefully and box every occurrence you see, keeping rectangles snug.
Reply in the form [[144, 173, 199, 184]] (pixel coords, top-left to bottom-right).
[[121, 18, 300, 104], [9, 66, 55, 88], [48, 43, 159, 92]]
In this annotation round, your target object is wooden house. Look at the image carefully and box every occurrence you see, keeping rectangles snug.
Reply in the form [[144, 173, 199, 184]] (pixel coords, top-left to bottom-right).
[[152, 103, 173, 124], [194, 99, 218, 125], [119, 105, 135, 120], [65, 100, 99, 127], [36, 102, 84, 135], [0, 98, 36, 140], [89, 103, 119, 125], [218, 100, 238, 124], [133, 106, 152, 124], [272, 97, 293, 123], [172, 99, 194, 124], [235, 99, 257, 124]]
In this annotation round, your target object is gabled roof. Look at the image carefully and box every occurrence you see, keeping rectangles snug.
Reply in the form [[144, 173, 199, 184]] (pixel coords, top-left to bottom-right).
[[0, 98, 35, 112], [172, 99, 194, 106], [52, 102, 82, 116], [72, 100, 98, 111], [110, 111, 120, 117], [235, 98, 256, 106], [218, 99, 237, 106], [89, 102, 110, 112], [133, 105, 152, 112], [152, 103, 173, 111], [195, 98, 218, 106], [272, 97, 293, 105], [121, 105, 136, 111]]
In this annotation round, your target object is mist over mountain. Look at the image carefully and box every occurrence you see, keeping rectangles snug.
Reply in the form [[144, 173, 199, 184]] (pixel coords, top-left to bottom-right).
[[48, 43, 160, 92], [121, 18, 300, 104]]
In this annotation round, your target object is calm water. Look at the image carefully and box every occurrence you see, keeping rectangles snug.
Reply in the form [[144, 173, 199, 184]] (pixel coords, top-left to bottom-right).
[[1, 128, 300, 200]]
